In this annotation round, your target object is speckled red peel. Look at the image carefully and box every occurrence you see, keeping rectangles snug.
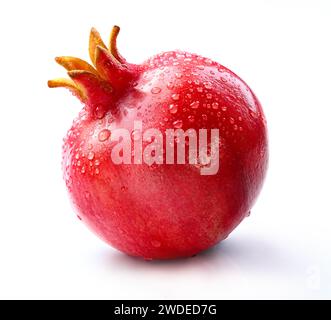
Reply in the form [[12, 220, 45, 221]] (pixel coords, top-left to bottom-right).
[[48, 26, 268, 259]]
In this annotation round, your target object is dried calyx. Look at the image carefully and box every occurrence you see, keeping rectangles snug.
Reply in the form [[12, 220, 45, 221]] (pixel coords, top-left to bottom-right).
[[48, 26, 137, 110]]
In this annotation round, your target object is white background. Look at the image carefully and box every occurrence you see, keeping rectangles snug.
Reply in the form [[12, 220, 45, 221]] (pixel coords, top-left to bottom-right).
[[0, 0, 330, 299]]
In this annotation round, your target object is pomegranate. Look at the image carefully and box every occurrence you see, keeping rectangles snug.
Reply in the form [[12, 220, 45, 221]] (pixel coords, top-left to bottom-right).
[[48, 26, 268, 259]]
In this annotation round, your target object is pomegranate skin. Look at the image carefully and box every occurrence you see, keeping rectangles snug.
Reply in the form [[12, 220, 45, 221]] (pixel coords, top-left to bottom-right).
[[52, 28, 268, 259]]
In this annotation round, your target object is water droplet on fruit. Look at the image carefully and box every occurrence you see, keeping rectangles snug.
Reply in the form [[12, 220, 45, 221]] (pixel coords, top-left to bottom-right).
[[202, 114, 208, 121], [131, 129, 141, 141], [188, 115, 195, 122], [206, 93, 212, 99], [167, 82, 174, 89], [151, 87, 161, 94], [75, 153, 80, 160], [94, 159, 100, 166], [77, 160, 81, 167], [250, 111, 259, 118], [212, 102, 219, 110], [169, 104, 178, 114], [205, 58, 213, 65], [197, 65, 204, 70], [151, 240, 161, 248], [229, 117, 235, 124], [173, 120, 183, 129], [197, 87, 203, 93], [87, 151, 95, 160], [190, 101, 200, 109], [221, 106, 227, 111], [81, 166, 86, 174], [175, 73, 182, 79], [88, 143, 93, 150], [171, 93, 180, 101], [95, 106, 106, 119], [98, 129, 111, 142], [95, 168, 100, 175], [204, 81, 212, 89], [233, 124, 238, 131]]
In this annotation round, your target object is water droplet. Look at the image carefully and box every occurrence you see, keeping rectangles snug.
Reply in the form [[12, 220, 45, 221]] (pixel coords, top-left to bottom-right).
[[75, 153, 80, 160], [131, 129, 141, 141], [205, 58, 213, 65], [221, 106, 227, 111], [194, 79, 200, 85], [233, 124, 238, 131], [238, 116, 242, 121], [197, 87, 203, 93], [171, 93, 180, 101], [164, 117, 169, 122], [212, 102, 219, 110], [87, 151, 95, 160], [190, 101, 200, 109], [202, 114, 208, 121], [95, 168, 100, 175], [239, 126, 243, 131], [95, 106, 106, 119], [250, 111, 259, 118], [81, 166, 86, 174], [197, 65, 204, 70], [188, 115, 195, 122], [204, 81, 212, 89], [173, 120, 183, 129], [175, 73, 182, 79], [167, 82, 174, 89], [98, 129, 111, 142], [88, 143, 93, 150], [169, 104, 178, 114], [77, 160, 81, 167], [206, 93, 212, 99], [229, 117, 235, 124], [151, 87, 161, 94], [186, 93, 192, 99], [151, 240, 161, 248], [94, 159, 100, 166]]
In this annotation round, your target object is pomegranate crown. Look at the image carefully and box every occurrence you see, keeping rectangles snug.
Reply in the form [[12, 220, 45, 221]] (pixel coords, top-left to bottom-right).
[[48, 26, 136, 108]]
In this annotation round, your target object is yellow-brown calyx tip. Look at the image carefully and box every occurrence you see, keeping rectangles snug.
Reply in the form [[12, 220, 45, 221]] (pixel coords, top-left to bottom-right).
[[109, 25, 121, 62], [47, 78, 86, 101], [55, 56, 98, 75], [89, 27, 107, 65]]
